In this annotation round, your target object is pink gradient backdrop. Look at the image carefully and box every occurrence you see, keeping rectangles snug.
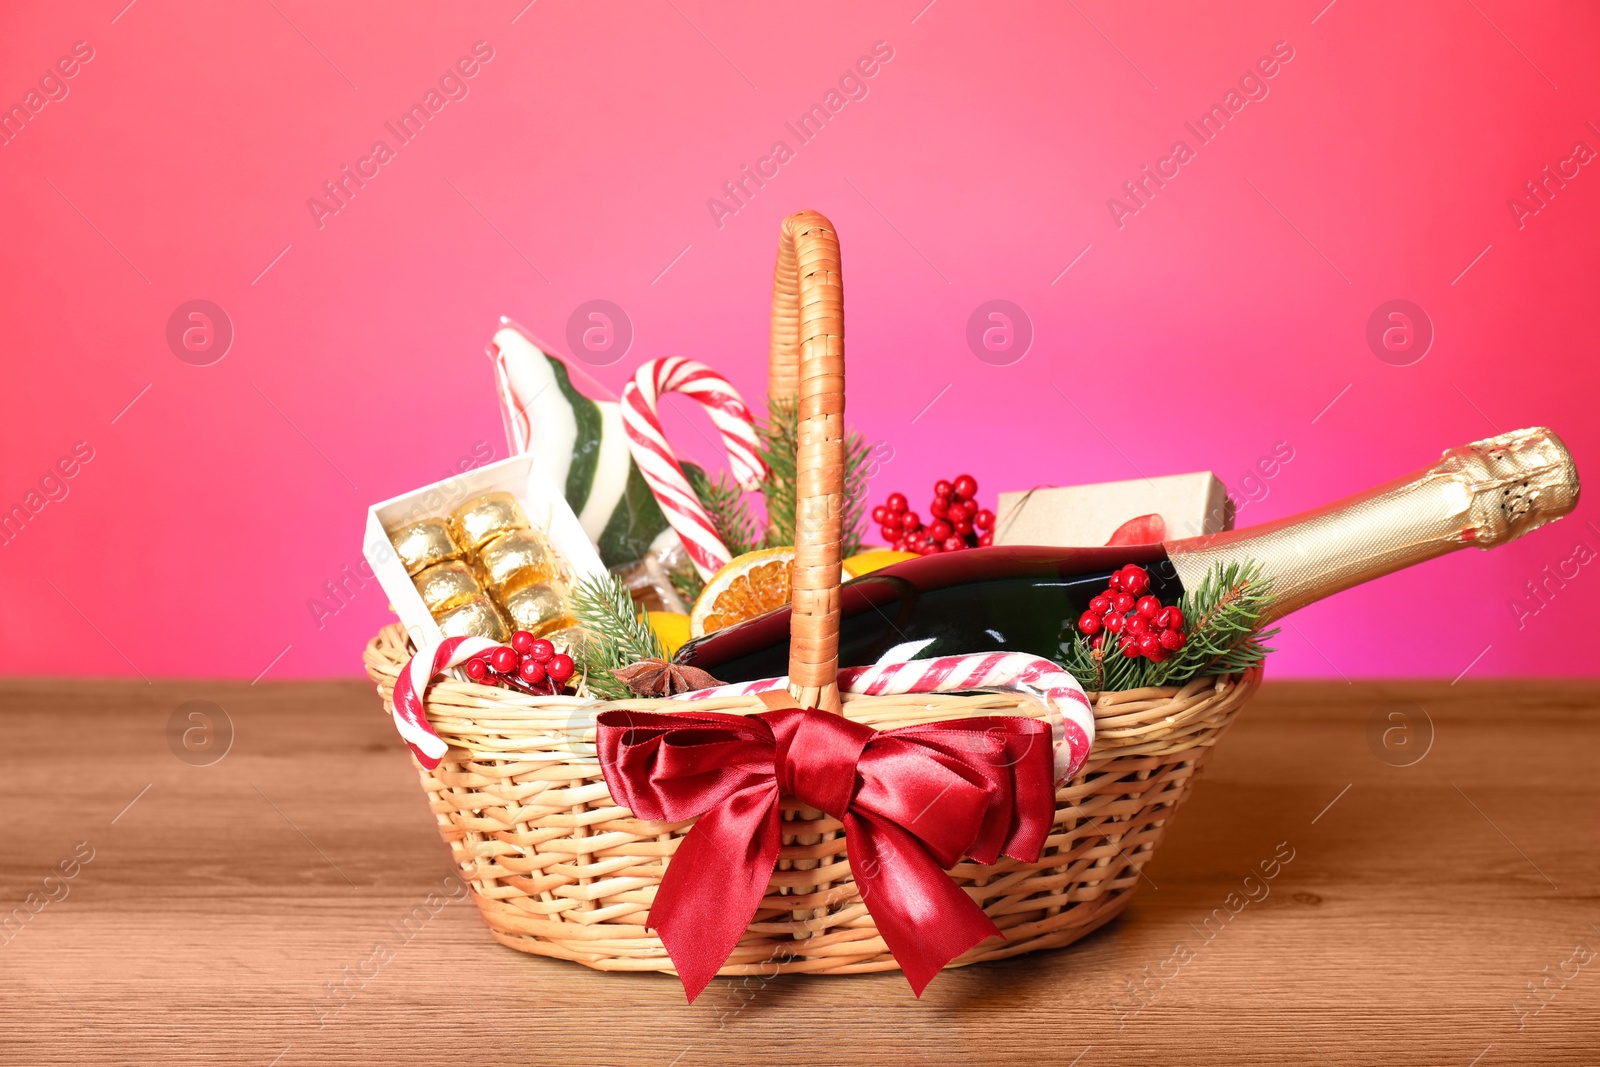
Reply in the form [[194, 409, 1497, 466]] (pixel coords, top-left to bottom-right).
[[1, 0, 1596, 680]]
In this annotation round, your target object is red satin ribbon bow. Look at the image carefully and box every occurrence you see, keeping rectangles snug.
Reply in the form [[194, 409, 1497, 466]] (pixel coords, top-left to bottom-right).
[[595, 698, 1057, 1001]]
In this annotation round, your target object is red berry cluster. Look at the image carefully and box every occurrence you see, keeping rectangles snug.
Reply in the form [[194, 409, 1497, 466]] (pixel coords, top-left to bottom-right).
[[1076, 564, 1187, 662], [463, 630, 576, 694], [871, 474, 995, 555]]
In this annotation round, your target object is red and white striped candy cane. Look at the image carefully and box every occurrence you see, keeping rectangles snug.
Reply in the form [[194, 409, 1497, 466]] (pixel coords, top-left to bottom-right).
[[680, 653, 1095, 783], [391, 636, 500, 768], [621, 357, 765, 580]]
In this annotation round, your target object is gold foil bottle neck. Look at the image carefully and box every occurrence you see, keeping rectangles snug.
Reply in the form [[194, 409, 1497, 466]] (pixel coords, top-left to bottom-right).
[[1436, 427, 1579, 548], [1168, 426, 1580, 622]]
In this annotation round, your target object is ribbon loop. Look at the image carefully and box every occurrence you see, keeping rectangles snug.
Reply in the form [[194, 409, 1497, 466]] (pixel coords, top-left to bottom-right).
[[595, 700, 1056, 1001]]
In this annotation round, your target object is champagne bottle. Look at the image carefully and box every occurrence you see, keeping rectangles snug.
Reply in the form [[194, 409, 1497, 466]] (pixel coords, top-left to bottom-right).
[[676, 427, 1580, 680]]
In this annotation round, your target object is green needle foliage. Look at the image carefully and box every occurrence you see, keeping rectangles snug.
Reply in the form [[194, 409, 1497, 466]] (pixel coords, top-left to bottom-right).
[[570, 571, 666, 700], [1060, 561, 1278, 693]]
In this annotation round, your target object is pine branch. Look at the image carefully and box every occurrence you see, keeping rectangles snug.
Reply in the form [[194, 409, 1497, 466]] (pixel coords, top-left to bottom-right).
[[840, 428, 873, 556], [571, 572, 667, 700], [684, 463, 762, 557], [757, 397, 801, 546], [1061, 561, 1276, 692]]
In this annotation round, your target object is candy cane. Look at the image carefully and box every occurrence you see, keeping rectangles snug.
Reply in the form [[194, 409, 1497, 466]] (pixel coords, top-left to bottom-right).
[[621, 357, 766, 580], [681, 653, 1095, 783], [392, 636, 500, 768]]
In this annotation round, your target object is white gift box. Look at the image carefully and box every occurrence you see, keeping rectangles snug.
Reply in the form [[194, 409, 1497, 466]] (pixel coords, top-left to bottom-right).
[[363, 453, 607, 649]]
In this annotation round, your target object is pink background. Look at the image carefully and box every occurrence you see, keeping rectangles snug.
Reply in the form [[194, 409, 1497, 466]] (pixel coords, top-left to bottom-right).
[[1, 0, 1596, 680]]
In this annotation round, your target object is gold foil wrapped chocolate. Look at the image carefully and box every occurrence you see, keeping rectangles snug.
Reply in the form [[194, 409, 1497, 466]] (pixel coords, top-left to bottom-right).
[[412, 560, 482, 614], [541, 624, 583, 653], [448, 493, 529, 552], [502, 582, 574, 637], [434, 594, 510, 642], [389, 517, 462, 576], [476, 529, 561, 597]]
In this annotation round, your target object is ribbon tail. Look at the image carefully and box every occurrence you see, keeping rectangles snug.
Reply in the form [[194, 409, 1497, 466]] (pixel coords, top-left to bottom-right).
[[846, 815, 1004, 996], [649, 789, 781, 1002]]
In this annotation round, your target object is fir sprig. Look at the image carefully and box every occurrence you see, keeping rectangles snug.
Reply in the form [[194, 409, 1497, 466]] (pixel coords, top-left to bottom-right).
[[684, 464, 762, 558], [1060, 562, 1278, 692], [571, 571, 666, 700]]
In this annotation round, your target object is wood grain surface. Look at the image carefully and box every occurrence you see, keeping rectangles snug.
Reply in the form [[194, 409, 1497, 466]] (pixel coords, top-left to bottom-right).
[[2, 678, 1597, 1066]]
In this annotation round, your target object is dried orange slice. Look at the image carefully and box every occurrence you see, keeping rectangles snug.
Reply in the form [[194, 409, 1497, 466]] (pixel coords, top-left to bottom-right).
[[689, 546, 797, 638]]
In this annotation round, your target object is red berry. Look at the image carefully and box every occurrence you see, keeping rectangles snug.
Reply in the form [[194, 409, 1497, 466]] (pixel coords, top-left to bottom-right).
[[1107, 572, 1124, 593], [871, 505, 889, 525], [1146, 645, 1169, 663], [1120, 566, 1151, 596], [919, 542, 941, 554], [887, 492, 907, 514], [1118, 635, 1139, 657], [880, 524, 900, 542], [977, 532, 993, 546], [1159, 628, 1186, 651], [1103, 612, 1126, 634], [1089, 594, 1112, 615], [1157, 606, 1184, 632], [511, 630, 536, 654], [892, 539, 907, 551], [952, 474, 977, 500], [546, 653, 574, 684], [1090, 633, 1105, 650], [1112, 592, 1135, 614], [1078, 611, 1102, 636], [973, 509, 995, 532], [1137, 632, 1162, 658], [490, 646, 519, 673], [1136, 595, 1160, 618], [901, 511, 921, 531], [1126, 615, 1150, 635], [929, 495, 951, 519], [519, 658, 547, 685], [928, 520, 953, 542], [942, 535, 965, 552], [464, 658, 489, 681]]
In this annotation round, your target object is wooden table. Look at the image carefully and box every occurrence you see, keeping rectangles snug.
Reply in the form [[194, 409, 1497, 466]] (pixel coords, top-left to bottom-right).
[[3, 678, 1597, 1066]]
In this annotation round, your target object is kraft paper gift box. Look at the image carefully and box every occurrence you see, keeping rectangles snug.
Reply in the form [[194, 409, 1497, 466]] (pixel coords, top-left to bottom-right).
[[994, 472, 1233, 547]]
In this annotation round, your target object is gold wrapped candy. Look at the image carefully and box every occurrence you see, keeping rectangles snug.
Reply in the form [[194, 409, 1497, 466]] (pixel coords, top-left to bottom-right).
[[476, 529, 561, 597], [541, 624, 583, 653], [502, 582, 574, 637], [412, 560, 482, 614], [434, 594, 510, 642], [449, 492, 529, 552], [389, 517, 462, 576]]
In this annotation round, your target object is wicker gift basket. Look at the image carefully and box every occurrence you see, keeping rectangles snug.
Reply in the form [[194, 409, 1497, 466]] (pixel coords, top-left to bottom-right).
[[364, 210, 1261, 979]]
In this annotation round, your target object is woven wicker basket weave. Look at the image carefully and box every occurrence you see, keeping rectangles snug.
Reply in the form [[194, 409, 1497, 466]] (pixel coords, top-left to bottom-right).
[[364, 210, 1262, 978]]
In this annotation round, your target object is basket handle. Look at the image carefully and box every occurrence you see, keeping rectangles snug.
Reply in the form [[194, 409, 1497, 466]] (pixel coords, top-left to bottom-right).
[[768, 211, 845, 714]]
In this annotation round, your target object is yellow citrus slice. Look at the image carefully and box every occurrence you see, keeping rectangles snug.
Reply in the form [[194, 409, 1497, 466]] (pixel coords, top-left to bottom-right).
[[642, 610, 692, 657], [841, 550, 919, 579], [689, 546, 797, 638]]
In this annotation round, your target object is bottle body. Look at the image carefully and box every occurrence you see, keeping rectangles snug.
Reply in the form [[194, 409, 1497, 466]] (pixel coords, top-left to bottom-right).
[[676, 545, 1179, 681]]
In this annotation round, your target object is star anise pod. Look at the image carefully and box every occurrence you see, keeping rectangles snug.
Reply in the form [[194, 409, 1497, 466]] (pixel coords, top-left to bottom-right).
[[610, 658, 724, 697]]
